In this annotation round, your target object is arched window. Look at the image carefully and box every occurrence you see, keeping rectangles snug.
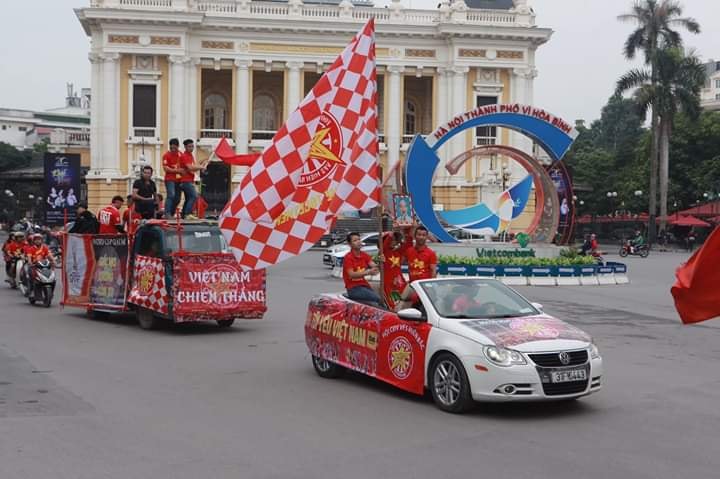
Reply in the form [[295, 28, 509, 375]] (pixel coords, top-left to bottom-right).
[[203, 94, 227, 130], [253, 93, 277, 131]]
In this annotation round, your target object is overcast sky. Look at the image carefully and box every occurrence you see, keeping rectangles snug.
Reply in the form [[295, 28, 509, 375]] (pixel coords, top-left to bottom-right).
[[1, 0, 718, 123]]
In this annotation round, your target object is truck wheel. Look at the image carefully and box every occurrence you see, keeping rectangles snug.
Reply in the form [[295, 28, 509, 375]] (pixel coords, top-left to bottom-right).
[[217, 319, 235, 328], [429, 353, 474, 414], [311, 355, 345, 379], [137, 307, 159, 330]]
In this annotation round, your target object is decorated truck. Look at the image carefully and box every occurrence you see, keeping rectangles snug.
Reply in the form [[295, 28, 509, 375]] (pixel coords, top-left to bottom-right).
[[61, 220, 266, 329]]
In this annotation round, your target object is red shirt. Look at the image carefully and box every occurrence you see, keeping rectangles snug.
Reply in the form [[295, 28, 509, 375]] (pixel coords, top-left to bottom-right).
[[178, 152, 196, 183], [3, 241, 24, 259], [98, 205, 122, 234], [24, 244, 50, 263], [382, 234, 409, 307], [342, 250, 373, 290], [163, 150, 183, 182], [406, 245, 437, 282], [122, 209, 142, 230]]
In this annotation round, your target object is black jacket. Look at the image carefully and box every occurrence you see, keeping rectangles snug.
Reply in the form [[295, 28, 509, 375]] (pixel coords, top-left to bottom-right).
[[69, 211, 99, 234]]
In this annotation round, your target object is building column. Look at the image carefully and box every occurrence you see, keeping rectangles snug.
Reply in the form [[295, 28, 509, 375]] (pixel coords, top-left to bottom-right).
[[435, 67, 452, 184], [511, 67, 537, 156], [233, 59, 252, 182], [186, 58, 200, 142], [101, 52, 121, 177], [169, 55, 188, 142], [386, 65, 404, 176], [449, 66, 469, 172], [88, 53, 103, 175], [285, 61, 303, 117]]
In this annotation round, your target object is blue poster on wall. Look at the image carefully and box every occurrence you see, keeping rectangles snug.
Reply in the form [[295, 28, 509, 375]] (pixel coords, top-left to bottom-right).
[[44, 153, 81, 226]]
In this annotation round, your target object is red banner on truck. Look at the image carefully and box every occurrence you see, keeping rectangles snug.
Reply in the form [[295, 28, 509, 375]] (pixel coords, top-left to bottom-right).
[[172, 253, 267, 322]]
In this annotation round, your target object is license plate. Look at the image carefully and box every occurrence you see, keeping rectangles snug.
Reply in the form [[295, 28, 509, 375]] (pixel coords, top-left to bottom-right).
[[550, 369, 587, 383], [323, 255, 331, 261]]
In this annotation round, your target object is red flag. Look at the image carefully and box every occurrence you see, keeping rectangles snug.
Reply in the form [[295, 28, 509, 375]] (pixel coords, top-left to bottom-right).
[[214, 137, 260, 166], [220, 20, 379, 270], [671, 226, 720, 324], [195, 196, 208, 219]]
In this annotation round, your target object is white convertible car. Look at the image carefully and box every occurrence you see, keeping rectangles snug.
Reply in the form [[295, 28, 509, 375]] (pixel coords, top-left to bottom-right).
[[305, 277, 603, 413]]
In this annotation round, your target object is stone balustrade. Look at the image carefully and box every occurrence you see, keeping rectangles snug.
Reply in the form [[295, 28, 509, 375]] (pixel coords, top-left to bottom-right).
[[89, 0, 533, 27]]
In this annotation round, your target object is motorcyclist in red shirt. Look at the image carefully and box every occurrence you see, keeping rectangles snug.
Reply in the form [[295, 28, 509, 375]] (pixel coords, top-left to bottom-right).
[[24, 233, 55, 265], [3, 232, 26, 285]]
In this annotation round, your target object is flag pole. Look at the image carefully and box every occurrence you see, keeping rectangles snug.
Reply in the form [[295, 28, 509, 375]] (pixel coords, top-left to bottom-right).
[[377, 165, 385, 306]]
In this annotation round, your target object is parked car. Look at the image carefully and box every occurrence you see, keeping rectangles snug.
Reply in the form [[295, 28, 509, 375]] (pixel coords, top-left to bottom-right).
[[322, 232, 380, 267]]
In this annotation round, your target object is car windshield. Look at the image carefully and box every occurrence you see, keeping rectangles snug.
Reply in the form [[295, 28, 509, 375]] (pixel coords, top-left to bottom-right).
[[164, 227, 227, 254], [418, 279, 539, 319]]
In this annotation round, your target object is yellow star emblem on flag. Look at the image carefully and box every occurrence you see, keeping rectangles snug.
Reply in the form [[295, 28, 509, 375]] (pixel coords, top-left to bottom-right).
[[309, 128, 343, 164], [391, 347, 411, 372]]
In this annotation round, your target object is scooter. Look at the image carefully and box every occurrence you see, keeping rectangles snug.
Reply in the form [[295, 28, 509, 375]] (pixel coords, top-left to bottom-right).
[[26, 259, 56, 307], [4, 256, 19, 288], [619, 240, 650, 258]]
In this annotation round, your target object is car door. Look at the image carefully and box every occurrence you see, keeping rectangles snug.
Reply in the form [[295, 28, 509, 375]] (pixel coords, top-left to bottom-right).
[[375, 295, 432, 395]]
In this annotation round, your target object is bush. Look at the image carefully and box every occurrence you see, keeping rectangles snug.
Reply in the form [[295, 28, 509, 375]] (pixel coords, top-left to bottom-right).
[[438, 254, 596, 267]]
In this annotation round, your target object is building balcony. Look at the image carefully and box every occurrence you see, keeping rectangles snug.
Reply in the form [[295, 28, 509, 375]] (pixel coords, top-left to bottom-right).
[[89, 0, 532, 28], [49, 128, 90, 146], [200, 128, 233, 139]]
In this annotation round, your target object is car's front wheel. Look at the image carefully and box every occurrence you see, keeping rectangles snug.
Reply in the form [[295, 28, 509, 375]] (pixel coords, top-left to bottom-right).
[[311, 355, 345, 379], [430, 353, 474, 414]]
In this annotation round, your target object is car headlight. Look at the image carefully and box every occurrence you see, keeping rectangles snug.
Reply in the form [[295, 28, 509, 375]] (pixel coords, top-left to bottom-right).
[[589, 343, 601, 359], [483, 345, 527, 367]]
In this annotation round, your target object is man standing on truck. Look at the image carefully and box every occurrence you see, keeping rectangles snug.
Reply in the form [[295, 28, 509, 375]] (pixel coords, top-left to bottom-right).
[[132, 165, 158, 220], [98, 196, 124, 234]]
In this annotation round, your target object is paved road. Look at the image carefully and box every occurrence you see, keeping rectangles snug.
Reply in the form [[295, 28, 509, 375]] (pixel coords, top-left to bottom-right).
[[1, 250, 719, 479]]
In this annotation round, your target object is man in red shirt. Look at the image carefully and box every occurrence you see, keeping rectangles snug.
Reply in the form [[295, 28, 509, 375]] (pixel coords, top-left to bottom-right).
[[162, 138, 183, 218], [343, 232, 381, 307], [405, 225, 437, 282], [98, 195, 124, 234], [122, 195, 142, 233], [177, 139, 206, 218], [23, 234, 54, 265]]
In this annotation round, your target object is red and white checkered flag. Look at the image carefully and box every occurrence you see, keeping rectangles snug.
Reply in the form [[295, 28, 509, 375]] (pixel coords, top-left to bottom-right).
[[220, 19, 379, 270]]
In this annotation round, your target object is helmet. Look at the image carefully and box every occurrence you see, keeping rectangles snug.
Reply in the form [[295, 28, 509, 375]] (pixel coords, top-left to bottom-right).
[[13, 231, 26, 240], [30, 233, 43, 242]]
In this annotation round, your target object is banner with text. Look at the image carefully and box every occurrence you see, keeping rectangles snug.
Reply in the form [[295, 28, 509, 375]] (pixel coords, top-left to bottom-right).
[[172, 253, 267, 322], [62, 234, 128, 309]]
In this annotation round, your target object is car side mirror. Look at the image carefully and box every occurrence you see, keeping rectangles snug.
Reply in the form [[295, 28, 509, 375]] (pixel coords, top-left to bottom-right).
[[531, 302, 543, 311], [397, 308, 424, 322]]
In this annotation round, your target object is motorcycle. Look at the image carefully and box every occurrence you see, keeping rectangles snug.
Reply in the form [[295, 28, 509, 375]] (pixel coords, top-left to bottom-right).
[[4, 256, 19, 289], [619, 240, 649, 258], [26, 259, 56, 307]]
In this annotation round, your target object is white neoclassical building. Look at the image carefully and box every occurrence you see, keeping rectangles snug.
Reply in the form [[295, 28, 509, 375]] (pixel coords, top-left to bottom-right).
[[76, 0, 551, 217]]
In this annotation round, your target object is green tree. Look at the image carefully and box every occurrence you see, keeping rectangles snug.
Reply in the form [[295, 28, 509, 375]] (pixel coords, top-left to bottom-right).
[[0, 142, 33, 171], [618, 0, 700, 237], [617, 47, 706, 228]]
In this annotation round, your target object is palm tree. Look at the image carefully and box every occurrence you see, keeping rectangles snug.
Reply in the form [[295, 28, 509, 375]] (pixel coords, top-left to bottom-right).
[[618, 0, 699, 239], [616, 48, 706, 229]]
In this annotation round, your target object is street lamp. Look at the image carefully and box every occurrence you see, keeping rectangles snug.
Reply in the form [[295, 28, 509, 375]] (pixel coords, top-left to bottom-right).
[[606, 191, 618, 214]]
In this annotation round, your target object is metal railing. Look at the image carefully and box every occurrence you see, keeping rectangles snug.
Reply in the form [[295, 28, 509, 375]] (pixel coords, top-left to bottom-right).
[[251, 130, 276, 140], [133, 127, 156, 138], [200, 128, 233, 139]]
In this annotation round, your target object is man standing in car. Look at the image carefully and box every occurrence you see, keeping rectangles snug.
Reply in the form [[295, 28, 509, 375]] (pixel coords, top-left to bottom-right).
[[132, 166, 157, 220], [405, 225, 437, 282]]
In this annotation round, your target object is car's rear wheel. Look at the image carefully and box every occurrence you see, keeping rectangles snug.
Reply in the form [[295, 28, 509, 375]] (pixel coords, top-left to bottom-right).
[[430, 353, 474, 414], [137, 307, 159, 330], [217, 319, 235, 328], [311, 355, 345, 379]]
